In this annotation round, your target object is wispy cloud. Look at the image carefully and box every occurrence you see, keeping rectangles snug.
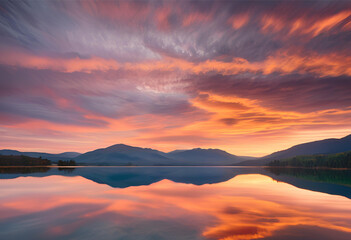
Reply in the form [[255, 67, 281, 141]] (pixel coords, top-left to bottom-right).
[[0, 0, 350, 156]]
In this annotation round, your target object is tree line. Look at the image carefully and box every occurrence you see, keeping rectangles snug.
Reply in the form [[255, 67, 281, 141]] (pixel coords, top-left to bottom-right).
[[0, 155, 51, 166], [268, 151, 351, 168], [57, 160, 76, 166], [0, 155, 77, 166]]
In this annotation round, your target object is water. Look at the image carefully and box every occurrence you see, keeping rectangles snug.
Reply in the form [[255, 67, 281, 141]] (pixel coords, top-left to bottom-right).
[[0, 167, 351, 240]]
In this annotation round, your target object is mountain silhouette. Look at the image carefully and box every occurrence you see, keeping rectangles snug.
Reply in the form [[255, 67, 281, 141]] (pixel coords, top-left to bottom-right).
[[74, 144, 256, 166], [238, 134, 351, 166], [168, 148, 255, 165], [2, 134, 350, 166], [74, 144, 174, 165], [0, 150, 81, 161]]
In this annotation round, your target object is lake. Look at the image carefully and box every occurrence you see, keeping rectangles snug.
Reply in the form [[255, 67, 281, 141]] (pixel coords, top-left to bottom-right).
[[0, 167, 351, 240]]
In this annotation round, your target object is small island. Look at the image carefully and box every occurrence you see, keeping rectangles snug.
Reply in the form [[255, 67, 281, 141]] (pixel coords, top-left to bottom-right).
[[57, 160, 76, 166]]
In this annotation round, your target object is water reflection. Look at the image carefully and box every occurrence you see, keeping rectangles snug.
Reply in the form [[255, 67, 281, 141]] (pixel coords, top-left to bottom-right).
[[0, 167, 351, 240], [57, 167, 76, 173], [266, 167, 351, 186], [1, 167, 351, 199], [0, 167, 50, 174]]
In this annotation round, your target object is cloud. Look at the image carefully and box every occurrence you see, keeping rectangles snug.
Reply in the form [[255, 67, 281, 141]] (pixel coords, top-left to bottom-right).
[[219, 118, 238, 126], [195, 94, 250, 111], [74, 90, 206, 119], [0, 48, 120, 73], [0, 0, 351, 155], [0, 66, 208, 127], [188, 73, 351, 113], [138, 134, 217, 145], [0, 95, 108, 127]]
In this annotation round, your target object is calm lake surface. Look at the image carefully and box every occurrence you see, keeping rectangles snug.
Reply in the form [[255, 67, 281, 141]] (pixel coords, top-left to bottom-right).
[[1, 167, 351, 240]]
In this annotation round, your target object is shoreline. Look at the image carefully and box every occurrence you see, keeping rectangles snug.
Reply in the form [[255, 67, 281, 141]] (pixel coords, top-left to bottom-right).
[[0, 165, 350, 170]]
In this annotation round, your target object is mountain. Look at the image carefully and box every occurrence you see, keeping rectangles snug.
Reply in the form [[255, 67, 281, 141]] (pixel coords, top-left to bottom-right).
[[56, 152, 82, 158], [4, 134, 351, 166], [74, 144, 256, 166], [0, 145, 255, 166], [238, 134, 351, 166], [168, 148, 256, 165], [74, 144, 174, 166], [0, 150, 81, 161]]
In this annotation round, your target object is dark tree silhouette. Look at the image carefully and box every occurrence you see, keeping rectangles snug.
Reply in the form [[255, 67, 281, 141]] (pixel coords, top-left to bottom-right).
[[57, 159, 76, 166], [0, 155, 51, 166], [268, 151, 351, 168]]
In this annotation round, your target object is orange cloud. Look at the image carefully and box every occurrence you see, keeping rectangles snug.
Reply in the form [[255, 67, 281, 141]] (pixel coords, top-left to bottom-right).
[[183, 12, 212, 27], [1, 47, 350, 77], [229, 12, 250, 29], [80, 0, 151, 25], [261, 10, 351, 38], [261, 15, 285, 33], [303, 10, 351, 37], [126, 51, 351, 77], [0, 49, 120, 73], [261, 50, 351, 77], [155, 7, 173, 31], [3, 90, 351, 156], [139, 93, 351, 156]]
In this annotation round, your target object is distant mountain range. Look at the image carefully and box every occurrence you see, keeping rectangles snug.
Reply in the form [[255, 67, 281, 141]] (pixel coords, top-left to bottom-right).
[[0, 150, 81, 161], [168, 148, 255, 165], [74, 144, 254, 165], [1, 134, 350, 166], [238, 134, 351, 166], [74, 144, 173, 166]]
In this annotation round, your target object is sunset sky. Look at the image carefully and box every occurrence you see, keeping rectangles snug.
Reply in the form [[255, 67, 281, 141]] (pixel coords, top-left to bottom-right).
[[0, 0, 351, 156]]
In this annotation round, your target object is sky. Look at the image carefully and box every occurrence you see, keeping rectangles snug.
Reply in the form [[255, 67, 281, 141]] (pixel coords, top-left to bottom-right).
[[0, 0, 351, 156]]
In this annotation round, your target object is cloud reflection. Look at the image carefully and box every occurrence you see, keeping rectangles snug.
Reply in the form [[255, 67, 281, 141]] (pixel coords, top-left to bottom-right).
[[0, 174, 351, 240]]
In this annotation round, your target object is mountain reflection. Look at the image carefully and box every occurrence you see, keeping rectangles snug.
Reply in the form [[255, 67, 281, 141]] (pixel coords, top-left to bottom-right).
[[0, 172, 351, 240], [266, 167, 351, 187], [1, 167, 351, 199], [0, 167, 50, 174]]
